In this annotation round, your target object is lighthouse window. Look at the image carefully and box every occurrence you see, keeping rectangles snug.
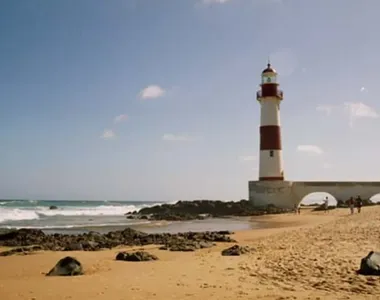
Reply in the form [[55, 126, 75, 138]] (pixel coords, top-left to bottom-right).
[[269, 150, 274, 157]]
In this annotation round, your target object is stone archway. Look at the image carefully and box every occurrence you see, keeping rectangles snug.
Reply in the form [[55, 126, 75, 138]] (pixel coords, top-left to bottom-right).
[[299, 192, 337, 208], [369, 193, 380, 204]]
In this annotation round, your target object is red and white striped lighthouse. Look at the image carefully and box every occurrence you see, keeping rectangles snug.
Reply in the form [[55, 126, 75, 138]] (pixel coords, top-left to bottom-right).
[[256, 63, 284, 181]]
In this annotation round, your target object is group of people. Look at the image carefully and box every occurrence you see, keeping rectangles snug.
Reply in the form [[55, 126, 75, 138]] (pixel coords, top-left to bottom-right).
[[347, 195, 363, 214], [294, 195, 364, 214], [323, 196, 363, 214]]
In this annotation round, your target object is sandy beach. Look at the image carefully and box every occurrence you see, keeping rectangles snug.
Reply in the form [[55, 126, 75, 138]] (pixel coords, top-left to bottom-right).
[[1, 206, 380, 300]]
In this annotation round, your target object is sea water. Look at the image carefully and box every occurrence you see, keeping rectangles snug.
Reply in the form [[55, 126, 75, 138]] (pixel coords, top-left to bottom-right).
[[0, 199, 254, 234]]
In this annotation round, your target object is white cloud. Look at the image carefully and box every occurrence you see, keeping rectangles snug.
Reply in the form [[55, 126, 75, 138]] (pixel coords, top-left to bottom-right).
[[316, 104, 335, 116], [344, 102, 378, 127], [114, 114, 128, 123], [239, 155, 257, 161], [297, 145, 323, 155], [139, 85, 165, 99], [344, 102, 378, 118], [100, 129, 116, 140], [360, 87, 367, 92], [162, 134, 196, 142]]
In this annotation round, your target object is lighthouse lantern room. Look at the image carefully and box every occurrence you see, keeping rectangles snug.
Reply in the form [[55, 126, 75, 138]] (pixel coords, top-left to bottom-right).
[[256, 63, 284, 181]]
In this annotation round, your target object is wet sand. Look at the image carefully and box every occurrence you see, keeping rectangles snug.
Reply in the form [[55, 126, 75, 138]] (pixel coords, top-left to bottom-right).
[[1, 206, 379, 300]]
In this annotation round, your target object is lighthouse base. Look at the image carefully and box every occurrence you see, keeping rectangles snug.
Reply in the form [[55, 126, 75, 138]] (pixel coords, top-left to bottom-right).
[[249, 180, 380, 208]]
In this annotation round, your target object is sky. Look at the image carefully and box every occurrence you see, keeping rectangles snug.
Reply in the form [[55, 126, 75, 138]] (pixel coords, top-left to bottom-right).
[[1, 0, 380, 202]]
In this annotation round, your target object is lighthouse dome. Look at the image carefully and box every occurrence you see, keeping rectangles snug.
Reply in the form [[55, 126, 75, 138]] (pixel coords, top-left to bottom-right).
[[262, 63, 277, 74]]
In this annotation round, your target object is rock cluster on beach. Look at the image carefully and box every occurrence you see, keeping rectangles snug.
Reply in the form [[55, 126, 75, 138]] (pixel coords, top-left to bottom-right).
[[0, 228, 235, 254], [46, 256, 83, 276], [221, 244, 253, 256], [116, 251, 158, 262], [126, 200, 291, 221]]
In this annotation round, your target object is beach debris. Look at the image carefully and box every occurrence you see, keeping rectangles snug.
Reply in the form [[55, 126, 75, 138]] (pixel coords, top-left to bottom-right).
[[116, 251, 158, 261], [357, 251, 380, 275], [221, 244, 252, 256], [0, 228, 235, 252], [46, 256, 83, 276], [0, 245, 43, 256]]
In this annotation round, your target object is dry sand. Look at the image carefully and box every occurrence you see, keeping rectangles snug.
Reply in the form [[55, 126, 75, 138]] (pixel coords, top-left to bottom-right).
[[1, 206, 380, 300]]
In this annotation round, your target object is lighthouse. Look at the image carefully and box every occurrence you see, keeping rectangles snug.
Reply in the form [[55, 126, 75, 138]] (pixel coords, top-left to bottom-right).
[[256, 63, 284, 181]]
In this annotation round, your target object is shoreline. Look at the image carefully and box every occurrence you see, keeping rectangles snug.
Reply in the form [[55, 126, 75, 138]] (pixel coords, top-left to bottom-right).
[[1, 207, 379, 300], [0, 216, 256, 235]]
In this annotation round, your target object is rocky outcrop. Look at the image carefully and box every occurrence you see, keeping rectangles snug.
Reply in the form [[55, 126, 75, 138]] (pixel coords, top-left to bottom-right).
[[159, 240, 214, 252], [312, 205, 336, 212], [0, 228, 235, 253], [221, 244, 252, 256], [116, 251, 158, 261], [0, 245, 43, 256], [46, 256, 83, 276], [128, 200, 291, 221]]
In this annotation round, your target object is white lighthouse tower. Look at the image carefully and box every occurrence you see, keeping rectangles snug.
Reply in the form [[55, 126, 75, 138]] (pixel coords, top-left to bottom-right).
[[249, 63, 380, 209], [256, 63, 284, 181]]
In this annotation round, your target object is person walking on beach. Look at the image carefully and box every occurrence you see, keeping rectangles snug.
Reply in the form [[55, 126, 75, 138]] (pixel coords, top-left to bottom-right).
[[323, 197, 329, 213], [356, 195, 363, 213], [348, 197, 355, 215]]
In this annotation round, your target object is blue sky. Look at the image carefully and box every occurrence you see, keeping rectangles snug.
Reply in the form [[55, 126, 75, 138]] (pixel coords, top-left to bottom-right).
[[1, 0, 380, 202]]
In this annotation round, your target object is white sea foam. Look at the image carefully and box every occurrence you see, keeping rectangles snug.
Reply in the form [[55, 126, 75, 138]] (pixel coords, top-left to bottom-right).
[[2, 221, 151, 230], [0, 203, 160, 223], [36, 205, 141, 217], [0, 208, 40, 223]]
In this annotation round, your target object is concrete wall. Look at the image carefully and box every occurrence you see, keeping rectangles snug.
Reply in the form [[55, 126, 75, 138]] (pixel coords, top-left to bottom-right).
[[249, 180, 380, 208], [249, 181, 297, 208]]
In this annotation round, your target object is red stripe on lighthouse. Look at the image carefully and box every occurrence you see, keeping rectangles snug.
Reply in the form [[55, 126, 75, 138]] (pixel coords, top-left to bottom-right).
[[259, 176, 284, 181], [260, 125, 282, 150]]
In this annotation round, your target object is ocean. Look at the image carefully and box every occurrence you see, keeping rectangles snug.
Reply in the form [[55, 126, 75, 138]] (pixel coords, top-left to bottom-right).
[[0, 200, 254, 234]]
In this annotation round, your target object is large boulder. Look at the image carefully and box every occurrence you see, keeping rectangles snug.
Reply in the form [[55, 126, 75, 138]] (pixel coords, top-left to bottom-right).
[[116, 251, 158, 261], [46, 256, 83, 276], [358, 251, 380, 275]]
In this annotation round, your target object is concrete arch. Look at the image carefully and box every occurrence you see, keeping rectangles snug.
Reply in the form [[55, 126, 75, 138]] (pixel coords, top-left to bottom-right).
[[249, 180, 380, 209], [299, 192, 337, 207], [369, 193, 380, 204]]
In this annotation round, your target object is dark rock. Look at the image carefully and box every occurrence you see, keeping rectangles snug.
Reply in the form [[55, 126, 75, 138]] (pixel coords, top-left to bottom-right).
[[49, 205, 58, 210], [0, 228, 235, 253], [46, 256, 83, 276], [221, 244, 252, 256], [358, 251, 380, 275], [136, 200, 291, 221], [64, 243, 84, 251], [116, 251, 158, 261], [0, 245, 43, 256], [312, 204, 336, 211]]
